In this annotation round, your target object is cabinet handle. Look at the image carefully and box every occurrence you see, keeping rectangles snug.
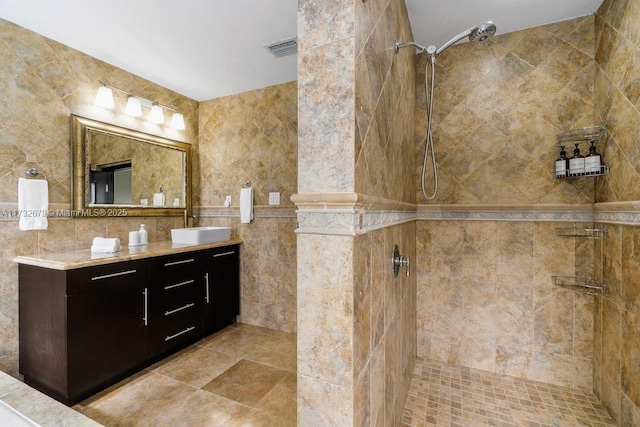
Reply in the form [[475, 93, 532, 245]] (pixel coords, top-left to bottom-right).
[[204, 273, 210, 303], [91, 269, 137, 281], [164, 279, 195, 290], [164, 258, 195, 267], [165, 326, 195, 342], [164, 302, 195, 316], [142, 288, 148, 326], [213, 251, 235, 258]]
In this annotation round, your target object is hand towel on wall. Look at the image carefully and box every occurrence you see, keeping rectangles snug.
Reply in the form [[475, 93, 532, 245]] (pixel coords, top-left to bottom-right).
[[153, 192, 165, 206], [240, 187, 253, 224], [18, 177, 48, 231]]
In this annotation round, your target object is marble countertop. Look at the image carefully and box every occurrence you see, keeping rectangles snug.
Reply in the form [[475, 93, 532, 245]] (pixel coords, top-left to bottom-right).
[[0, 371, 102, 426], [14, 239, 243, 271]]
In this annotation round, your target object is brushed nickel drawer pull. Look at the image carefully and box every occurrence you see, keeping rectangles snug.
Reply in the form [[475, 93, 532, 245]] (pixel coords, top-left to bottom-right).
[[142, 288, 148, 326], [164, 258, 195, 266], [204, 273, 210, 303], [213, 251, 234, 258], [165, 326, 195, 341], [164, 279, 195, 290], [91, 269, 137, 281], [164, 302, 195, 316]]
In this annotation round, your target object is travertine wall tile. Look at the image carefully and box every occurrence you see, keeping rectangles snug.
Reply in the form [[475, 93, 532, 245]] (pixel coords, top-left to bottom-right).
[[198, 82, 297, 207], [298, 37, 355, 194], [417, 220, 594, 391], [593, 2, 640, 425], [415, 17, 595, 205]]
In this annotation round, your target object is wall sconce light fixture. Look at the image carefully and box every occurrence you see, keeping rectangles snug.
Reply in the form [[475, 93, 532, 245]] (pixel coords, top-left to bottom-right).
[[94, 81, 185, 130], [148, 104, 165, 124], [125, 96, 143, 117], [94, 85, 115, 109], [170, 113, 185, 130]]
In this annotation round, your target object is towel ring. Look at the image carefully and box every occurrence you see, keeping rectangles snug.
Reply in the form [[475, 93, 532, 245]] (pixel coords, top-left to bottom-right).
[[25, 167, 47, 180]]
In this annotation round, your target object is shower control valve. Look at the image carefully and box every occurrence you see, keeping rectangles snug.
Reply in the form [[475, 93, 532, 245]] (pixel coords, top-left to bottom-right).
[[392, 244, 410, 278]]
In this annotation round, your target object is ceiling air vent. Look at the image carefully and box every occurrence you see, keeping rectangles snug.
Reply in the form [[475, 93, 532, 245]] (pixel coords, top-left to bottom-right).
[[264, 37, 298, 58]]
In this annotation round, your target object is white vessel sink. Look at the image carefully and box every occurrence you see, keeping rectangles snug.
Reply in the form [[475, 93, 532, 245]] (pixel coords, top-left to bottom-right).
[[171, 226, 231, 245]]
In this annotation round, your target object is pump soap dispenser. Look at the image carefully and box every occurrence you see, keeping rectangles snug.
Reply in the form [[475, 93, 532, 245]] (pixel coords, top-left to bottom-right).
[[569, 143, 585, 176], [138, 224, 148, 245], [585, 140, 602, 175], [555, 146, 569, 178]]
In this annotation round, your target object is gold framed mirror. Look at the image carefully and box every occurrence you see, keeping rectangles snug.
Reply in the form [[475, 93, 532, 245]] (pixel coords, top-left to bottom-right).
[[72, 115, 191, 217]]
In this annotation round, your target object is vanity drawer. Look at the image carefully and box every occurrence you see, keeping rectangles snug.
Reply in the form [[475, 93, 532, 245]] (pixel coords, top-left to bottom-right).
[[149, 252, 201, 280], [66, 260, 148, 295], [149, 313, 201, 355]]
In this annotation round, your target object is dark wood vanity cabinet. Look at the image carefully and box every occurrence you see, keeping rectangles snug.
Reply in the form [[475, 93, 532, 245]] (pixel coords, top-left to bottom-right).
[[18, 243, 240, 405], [19, 259, 149, 404], [201, 245, 240, 334]]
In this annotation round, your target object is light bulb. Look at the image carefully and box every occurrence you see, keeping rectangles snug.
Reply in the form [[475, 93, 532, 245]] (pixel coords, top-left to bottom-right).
[[125, 96, 142, 117], [148, 104, 164, 124], [94, 86, 114, 109], [170, 113, 185, 130]]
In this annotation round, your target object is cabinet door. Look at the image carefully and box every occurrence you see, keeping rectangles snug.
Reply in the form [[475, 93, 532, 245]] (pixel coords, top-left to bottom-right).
[[66, 261, 148, 398], [202, 246, 240, 334]]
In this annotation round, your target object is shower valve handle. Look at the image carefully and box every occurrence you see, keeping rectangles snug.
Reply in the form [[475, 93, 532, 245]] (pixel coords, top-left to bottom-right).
[[392, 244, 410, 277]]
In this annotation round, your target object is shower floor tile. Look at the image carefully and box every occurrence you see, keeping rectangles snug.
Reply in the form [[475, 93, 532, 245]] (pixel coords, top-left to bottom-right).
[[401, 358, 616, 427]]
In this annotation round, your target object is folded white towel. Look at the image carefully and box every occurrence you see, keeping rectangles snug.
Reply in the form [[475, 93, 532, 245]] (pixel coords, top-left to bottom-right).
[[240, 187, 253, 224], [18, 178, 48, 231], [90, 237, 121, 253], [153, 193, 165, 207]]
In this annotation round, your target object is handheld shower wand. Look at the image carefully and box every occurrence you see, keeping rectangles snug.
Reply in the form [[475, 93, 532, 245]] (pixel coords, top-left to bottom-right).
[[394, 21, 496, 200]]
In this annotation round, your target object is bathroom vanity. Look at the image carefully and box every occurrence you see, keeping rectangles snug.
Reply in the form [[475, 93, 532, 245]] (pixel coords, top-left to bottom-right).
[[14, 240, 240, 405]]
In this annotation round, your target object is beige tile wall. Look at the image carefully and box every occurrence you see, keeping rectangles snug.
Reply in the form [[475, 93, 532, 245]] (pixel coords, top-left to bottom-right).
[[198, 83, 298, 334], [353, 222, 416, 427], [198, 83, 297, 207], [415, 17, 595, 204], [414, 16, 603, 393], [417, 220, 594, 391], [592, 2, 640, 423], [594, 223, 640, 425], [0, 18, 198, 375], [297, 0, 416, 425], [594, 0, 640, 202], [354, 0, 415, 203]]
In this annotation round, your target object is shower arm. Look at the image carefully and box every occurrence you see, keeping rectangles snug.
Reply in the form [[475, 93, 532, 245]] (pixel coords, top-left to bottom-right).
[[394, 41, 428, 54]]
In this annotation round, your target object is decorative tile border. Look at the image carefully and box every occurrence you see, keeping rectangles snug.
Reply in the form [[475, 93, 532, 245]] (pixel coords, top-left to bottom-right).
[[417, 204, 594, 223], [292, 193, 416, 236], [593, 201, 640, 226], [196, 205, 296, 219]]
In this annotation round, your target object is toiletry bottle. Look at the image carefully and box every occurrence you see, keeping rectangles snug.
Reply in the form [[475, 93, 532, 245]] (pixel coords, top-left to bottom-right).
[[584, 140, 602, 175], [555, 146, 569, 178], [139, 224, 148, 245], [569, 143, 584, 176]]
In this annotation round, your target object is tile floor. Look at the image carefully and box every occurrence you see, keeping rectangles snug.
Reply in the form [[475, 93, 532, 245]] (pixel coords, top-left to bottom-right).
[[401, 358, 617, 427], [72, 326, 617, 427], [74, 323, 296, 427]]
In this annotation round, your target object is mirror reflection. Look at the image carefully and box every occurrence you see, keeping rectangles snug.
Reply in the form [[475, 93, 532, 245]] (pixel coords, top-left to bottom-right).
[[72, 115, 191, 217]]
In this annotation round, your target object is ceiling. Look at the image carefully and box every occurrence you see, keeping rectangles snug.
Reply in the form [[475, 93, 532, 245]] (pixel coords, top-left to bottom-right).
[[0, 0, 603, 102]]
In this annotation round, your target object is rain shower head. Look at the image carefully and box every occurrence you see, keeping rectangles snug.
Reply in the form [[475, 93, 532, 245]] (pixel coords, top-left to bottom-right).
[[435, 21, 496, 56]]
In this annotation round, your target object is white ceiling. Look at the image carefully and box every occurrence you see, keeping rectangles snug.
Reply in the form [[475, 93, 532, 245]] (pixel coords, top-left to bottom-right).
[[0, 0, 602, 102]]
